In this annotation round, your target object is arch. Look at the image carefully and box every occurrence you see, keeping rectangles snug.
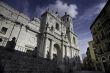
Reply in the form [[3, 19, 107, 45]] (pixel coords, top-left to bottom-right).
[[53, 44, 61, 63], [56, 23, 59, 30], [53, 44, 60, 54]]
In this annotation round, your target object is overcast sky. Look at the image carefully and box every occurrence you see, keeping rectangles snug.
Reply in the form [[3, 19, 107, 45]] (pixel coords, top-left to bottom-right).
[[1, 0, 107, 57]]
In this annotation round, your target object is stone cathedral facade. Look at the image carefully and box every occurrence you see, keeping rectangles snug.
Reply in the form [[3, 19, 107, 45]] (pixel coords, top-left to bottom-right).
[[0, 2, 79, 63]]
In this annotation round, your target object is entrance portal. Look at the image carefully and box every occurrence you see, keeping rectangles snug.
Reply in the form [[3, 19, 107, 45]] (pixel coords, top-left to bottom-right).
[[53, 44, 61, 63]]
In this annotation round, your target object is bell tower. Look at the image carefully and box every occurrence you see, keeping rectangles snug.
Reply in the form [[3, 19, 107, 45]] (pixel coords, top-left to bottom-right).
[[62, 12, 74, 32], [62, 12, 77, 48]]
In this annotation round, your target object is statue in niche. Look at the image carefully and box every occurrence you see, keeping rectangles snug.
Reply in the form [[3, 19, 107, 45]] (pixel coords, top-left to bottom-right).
[[53, 54, 57, 63], [32, 46, 38, 57], [50, 26, 54, 32], [47, 51, 50, 60]]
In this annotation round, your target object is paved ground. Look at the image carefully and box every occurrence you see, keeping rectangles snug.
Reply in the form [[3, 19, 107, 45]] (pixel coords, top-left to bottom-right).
[[74, 71, 105, 73]]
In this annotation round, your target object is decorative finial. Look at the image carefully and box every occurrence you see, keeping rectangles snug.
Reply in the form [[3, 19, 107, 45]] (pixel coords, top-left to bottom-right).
[[47, 8, 49, 11], [65, 12, 67, 15], [52, 10, 54, 13], [56, 11, 58, 14], [56, 8, 58, 14]]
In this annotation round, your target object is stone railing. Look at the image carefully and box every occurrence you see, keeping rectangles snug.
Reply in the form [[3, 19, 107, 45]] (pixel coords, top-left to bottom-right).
[[15, 45, 27, 52]]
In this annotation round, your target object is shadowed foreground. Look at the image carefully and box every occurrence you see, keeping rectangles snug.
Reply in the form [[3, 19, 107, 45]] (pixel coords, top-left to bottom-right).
[[0, 46, 62, 73], [74, 71, 105, 73]]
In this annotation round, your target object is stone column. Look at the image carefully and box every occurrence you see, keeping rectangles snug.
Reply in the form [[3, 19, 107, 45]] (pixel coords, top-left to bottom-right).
[[43, 38, 48, 58], [71, 48, 73, 58], [49, 40, 54, 60], [60, 42, 64, 63], [48, 39, 52, 59], [59, 43, 63, 64], [70, 47, 72, 58], [65, 46, 67, 57], [62, 45, 66, 63], [62, 45, 64, 58]]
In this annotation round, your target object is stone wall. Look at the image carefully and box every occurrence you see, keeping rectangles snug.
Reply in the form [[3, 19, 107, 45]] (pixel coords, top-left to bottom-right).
[[0, 47, 60, 73], [0, 1, 40, 52]]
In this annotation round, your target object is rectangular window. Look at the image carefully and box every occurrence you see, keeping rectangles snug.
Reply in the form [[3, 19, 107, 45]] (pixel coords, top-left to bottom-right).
[[0, 14, 5, 21], [1, 27, 8, 34]]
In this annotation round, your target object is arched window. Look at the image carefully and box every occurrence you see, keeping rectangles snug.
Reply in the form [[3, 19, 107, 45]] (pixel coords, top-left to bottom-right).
[[67, 18, 69, 21], [53, 44, 61, 63], [56, 23, 59, 30], [73, 37, 76, 44]]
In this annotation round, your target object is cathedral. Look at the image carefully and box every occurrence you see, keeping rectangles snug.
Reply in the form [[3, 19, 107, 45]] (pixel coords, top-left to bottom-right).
[[0, 1, 79, 63]]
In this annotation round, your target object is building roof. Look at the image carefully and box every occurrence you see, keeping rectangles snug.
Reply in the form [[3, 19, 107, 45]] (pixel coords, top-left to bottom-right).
[[90, 0, 109, 29]]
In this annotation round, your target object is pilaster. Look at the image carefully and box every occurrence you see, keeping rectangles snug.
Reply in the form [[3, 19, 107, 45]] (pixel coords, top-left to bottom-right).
[[50, 40, 54, 59], [43, 38, 48, 58]]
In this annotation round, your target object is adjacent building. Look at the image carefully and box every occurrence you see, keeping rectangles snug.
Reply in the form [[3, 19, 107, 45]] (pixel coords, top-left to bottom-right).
[[90, 1, 110, 72], [83, 41, 97, 70], [0, 1, 80, 65], [86, 41, 96, 61], [86, 41, 97, 70]]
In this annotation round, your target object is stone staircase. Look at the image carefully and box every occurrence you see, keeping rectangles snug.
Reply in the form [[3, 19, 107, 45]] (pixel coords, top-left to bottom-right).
[[0, 47, 60, 73]]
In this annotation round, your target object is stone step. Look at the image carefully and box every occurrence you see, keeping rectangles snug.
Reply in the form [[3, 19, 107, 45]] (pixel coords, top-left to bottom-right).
[[74, 71, 105, 73]]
